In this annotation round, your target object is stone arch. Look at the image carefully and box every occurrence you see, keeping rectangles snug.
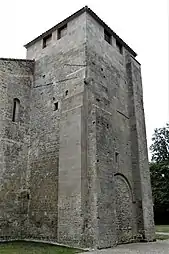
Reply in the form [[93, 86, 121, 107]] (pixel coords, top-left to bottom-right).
[[114, 173, 135, 202], [114, 173, 133, 244]]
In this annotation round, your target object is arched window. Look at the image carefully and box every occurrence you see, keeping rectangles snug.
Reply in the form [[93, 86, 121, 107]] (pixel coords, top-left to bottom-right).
[[12, 98, 20, 122]]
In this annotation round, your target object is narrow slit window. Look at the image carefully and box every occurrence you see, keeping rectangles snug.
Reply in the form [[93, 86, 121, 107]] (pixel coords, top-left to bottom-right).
[[43, 33, 52, 48], [54, 102, 59, 111], [116, 40, 123, 54], [104, 29, 111, 44], [12, 98, 20, 122], [58, 24, 67, 40]]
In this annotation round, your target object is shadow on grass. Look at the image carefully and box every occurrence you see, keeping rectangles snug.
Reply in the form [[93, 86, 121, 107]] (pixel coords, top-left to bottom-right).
[[0, 241, 82, 254]]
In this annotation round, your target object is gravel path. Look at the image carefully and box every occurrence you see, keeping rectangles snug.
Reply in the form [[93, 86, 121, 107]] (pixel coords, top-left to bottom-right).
[[82, 240, 169, 254], [156, 232, 169, 235]]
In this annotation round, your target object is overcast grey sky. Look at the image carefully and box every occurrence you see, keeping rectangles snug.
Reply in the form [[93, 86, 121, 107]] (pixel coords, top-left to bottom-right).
[[0, 0, 168, 158]]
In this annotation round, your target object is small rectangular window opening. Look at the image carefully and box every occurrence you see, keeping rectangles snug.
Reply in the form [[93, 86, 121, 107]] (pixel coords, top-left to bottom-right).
[[115, 152, 119, 163], [54, 102, 59, 111], [58, 24, 67, 40], [116, 40, 123, 54], [104, 29, 111, 45], [43, 33, 52, 48]]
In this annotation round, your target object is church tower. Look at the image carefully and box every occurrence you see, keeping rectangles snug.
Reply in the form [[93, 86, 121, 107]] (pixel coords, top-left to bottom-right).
[[0, 6, 155, 249]]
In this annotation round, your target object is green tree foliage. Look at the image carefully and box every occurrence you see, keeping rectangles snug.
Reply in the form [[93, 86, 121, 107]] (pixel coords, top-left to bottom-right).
[[150, 162, 169, 208], [150, 123, 169, 163], [149, 123, 169, 224]]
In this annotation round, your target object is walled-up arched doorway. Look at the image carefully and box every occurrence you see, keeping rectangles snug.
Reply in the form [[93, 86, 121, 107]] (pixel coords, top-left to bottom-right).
[[114, 173, 133, 244]]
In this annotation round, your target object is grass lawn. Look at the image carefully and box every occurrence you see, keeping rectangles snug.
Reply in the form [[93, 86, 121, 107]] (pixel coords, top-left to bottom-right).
[[156, 225, 169, 233], [0, 241, 81, 254]]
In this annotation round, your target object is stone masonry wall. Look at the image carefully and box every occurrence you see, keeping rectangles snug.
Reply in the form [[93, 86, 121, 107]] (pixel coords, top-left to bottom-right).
[[0, 59, 34, 239], [126, 56, 155, 241], [26, 13, 87, 245], [85, 12, 155, 248]]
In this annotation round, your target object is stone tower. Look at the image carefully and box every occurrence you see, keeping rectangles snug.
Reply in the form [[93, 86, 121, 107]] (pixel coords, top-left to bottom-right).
[[0, 6, 155, 249]]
